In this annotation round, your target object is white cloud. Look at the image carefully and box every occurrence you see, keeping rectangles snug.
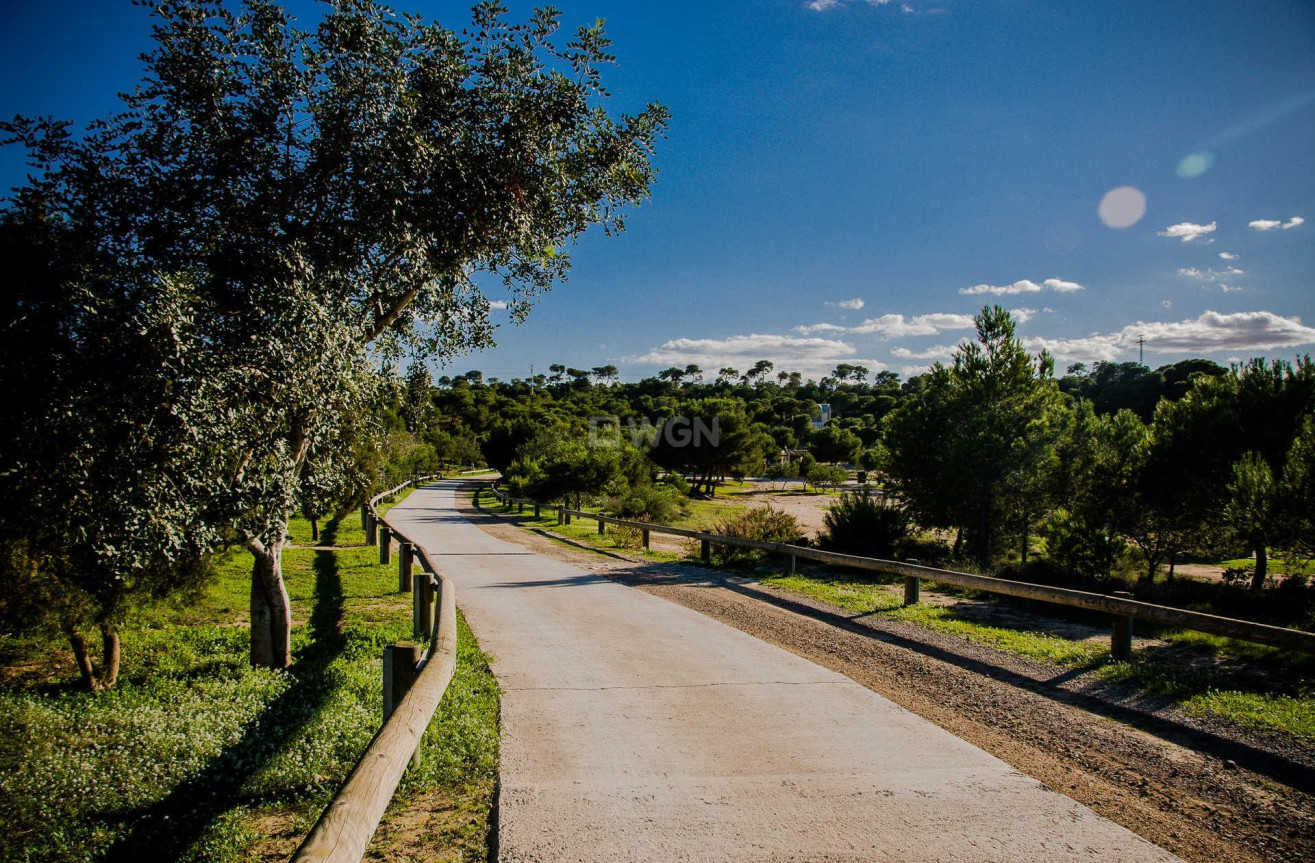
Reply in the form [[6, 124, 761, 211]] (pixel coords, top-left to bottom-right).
[[1221, 285, 1244, 293], [900, 364, 932, 377], [1178, 266, 1245, 283], [796, 312, 975, 338], [1249, 216, 1303, 231], [488, 300, 509, 310], [808, 0, 934, 12], [1162, 301, 1173, 309], [892, 344, 956, 360], [1023, 310, 1315, 362], [623, 332, 886, 378], [962, 279, 1041, 296], [1158, 221, 1217, 242], [960, 278, 1084, 296], [1011, 307, 1038, 323], [827, 298, 865, 310], [1219, 252, 1239, 260]]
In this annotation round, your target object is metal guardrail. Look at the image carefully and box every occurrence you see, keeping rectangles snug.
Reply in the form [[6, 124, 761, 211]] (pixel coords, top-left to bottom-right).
[[291, 474, 454, 863], [482, 485, 1315, 658]]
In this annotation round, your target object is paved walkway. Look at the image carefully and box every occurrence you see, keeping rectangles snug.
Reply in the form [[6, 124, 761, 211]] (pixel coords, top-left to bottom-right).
[[388, 481, 1181, 862]]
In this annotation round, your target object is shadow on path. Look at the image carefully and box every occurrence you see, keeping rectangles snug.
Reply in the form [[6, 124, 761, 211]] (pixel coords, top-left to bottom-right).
[[102, 519, 348, 862]]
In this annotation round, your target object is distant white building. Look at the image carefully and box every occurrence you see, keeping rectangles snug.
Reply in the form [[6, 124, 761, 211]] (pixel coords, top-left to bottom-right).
[[811, 403, 832, 430]]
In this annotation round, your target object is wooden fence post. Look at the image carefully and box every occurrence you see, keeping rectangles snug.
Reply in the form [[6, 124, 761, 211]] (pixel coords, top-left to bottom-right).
[[642, 528, 650, 550], [557, 507, 564, 525], [565, 510, 572, 525], [1111, 590, 1134, 660], [382, 642, 422, 722], [473, 489, 481, 508], [379, 526, 391, 565], [518, 501, 524, 514], [789, 554, 797, 575], [399, 542, 414, 593], [413, 575, 434, 641], [534, 503, 541, 518], [904, 576, 920, 606], [598, 517, 606, 535], [701, 539, 711, 564]]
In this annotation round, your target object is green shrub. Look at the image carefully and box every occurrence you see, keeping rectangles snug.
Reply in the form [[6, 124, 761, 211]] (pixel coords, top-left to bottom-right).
[[806, 464, 846, 489], [607, 482, 685, 523], [705, 506, 804, 564], [1040, 508, 1125, 582], [821, 491, 910, 559]]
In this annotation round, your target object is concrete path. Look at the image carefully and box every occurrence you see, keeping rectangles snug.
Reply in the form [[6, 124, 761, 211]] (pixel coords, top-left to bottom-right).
[[388, 481, 1181, 863]]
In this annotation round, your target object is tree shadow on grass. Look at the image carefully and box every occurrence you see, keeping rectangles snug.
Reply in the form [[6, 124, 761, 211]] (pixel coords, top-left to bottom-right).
[[102, 519, 348, 862]]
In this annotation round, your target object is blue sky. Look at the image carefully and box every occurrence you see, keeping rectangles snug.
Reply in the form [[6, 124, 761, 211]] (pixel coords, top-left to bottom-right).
[[3, 0, 1313, 381]]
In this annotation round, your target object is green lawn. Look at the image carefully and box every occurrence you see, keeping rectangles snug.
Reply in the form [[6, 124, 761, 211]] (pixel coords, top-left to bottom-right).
[[0, 505, 498, 863]]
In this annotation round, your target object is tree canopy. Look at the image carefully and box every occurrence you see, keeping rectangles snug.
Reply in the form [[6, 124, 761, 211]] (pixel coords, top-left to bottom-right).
[[2, 0, 667, 671]]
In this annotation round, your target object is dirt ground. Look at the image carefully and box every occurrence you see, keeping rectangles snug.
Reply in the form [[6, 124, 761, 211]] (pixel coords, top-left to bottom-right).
[[721, 480, 837, 537], [459, 493, 1315, 863]]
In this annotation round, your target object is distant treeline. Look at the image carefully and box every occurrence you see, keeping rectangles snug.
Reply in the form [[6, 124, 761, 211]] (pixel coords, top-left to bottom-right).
[[377, 308, 1314, 630]]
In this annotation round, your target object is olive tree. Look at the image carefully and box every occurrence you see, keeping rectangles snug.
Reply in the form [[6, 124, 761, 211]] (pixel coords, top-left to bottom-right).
[[0, 216, 221, 689], [3, 0, 667, 667]]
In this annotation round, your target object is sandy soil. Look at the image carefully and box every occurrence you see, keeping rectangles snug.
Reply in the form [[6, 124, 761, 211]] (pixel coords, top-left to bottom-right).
[[460, 493, 1315, 863]]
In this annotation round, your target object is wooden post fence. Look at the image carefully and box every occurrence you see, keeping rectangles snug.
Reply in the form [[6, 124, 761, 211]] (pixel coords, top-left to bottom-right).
[[398, 542, 414, 593]]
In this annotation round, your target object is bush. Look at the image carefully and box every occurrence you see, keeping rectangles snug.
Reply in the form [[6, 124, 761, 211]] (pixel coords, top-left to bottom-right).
[[1041, 508, 1125, 583], [704, 506, 805, 564], [607, 482, 685, 523], [806, 464, 846, 490], [820, 491, 911, 559]]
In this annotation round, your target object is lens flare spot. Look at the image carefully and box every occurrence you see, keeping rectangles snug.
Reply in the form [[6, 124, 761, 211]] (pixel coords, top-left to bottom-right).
[[1098, 186, 1147, 229], [1177, 151, 1213, 179]]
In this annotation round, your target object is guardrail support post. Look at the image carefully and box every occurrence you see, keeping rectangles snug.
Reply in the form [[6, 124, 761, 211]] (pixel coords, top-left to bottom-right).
[[789, 554, 797, 575], [518, 501, 524, 514], [366, 512, 378, 547], [1111, 590, 1134, 661], [360, 503, 368, 529], [382, 642, 422, 723], [534, 503, 541, 518], [701, 539, 711, 564], [413, 575, 434, 641], [379, 526, 391, 565], [565, 510, 572, 525], [598, 518, 606, 535], [473, 489, 481, 508], [904, 576, 920, 606], [557, 507, 564, 525], [399, 542, 414, 593], [642, 528, 650, 550]]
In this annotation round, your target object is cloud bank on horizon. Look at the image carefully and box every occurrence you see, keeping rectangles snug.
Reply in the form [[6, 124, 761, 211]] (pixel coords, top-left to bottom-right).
[[625, 309, 1315, 379]]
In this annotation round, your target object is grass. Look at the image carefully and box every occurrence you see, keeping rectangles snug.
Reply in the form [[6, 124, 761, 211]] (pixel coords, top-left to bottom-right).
[[761, 574, 1107, 667], [1212, 555, 1312, 578], [760, 569, 1315, 745], [0, 505, 499, 863]]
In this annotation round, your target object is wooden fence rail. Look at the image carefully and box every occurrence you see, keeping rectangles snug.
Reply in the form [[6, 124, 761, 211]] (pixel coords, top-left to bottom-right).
[[291, 474, 456, 863], [483, 485, 1315, 658]]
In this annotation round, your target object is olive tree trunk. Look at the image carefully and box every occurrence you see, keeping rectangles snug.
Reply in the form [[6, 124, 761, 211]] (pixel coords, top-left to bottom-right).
[[1249, 544, 1268, 592], [250, 542, 292, 668], [66, 622, 121, 691]]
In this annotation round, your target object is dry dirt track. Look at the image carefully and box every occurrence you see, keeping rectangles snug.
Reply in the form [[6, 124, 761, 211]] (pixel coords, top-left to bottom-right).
[[389, 481, 1183, 862], [456, 488, 1315, 863]]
